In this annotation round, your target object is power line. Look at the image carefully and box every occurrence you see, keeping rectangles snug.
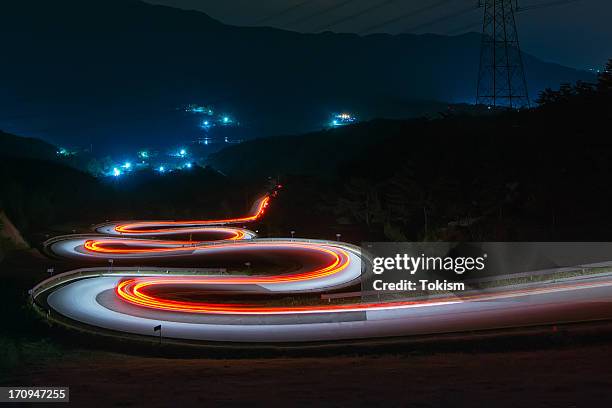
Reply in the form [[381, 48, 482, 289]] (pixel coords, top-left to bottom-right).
[[402, 4, 478, 33], [359, 0, 457, 34], [518, 0, 583, 11], [255, 0, 584, 34], [253, 0, 317, 25], [445, 0, 585, 35], [285, 0, 356, 27], [314, 0, 402, 32]]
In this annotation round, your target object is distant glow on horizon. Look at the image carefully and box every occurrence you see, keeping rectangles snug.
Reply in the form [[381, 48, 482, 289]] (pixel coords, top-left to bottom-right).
[[330, 112, 357, 127], [112, 167, 121, 177]]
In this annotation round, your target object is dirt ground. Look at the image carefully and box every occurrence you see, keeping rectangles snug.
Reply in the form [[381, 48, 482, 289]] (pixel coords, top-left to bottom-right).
[[7, 342, 612, 407]]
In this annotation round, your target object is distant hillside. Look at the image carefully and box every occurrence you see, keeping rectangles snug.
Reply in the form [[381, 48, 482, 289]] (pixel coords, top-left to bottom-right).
[[0, 131, 262, 238], [0, 0, 592, 153], [209, 73, 612, 241], [0, 211, 29, 249], [208, 120, 403, 179], [0, 131, 58, 161]]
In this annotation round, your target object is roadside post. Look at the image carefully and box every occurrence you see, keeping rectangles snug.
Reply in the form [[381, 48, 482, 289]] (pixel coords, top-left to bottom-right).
[[154, 324, 162, 345]]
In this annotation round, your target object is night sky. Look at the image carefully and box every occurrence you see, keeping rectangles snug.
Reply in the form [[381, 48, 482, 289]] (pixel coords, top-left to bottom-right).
[[145, 0, 612, 70]]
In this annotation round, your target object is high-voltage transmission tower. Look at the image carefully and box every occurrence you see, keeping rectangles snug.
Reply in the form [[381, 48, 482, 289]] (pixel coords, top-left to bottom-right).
[[476, 0, 530, 108]]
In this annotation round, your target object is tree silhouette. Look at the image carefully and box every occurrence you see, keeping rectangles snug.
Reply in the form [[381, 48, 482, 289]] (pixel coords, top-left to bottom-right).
[[335, 178, 382, 229], [598, 59, 612, 93]]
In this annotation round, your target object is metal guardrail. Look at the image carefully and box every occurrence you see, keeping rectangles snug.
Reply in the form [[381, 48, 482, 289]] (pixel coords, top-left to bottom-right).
[[320, 266, 612, 301], [36, 193, 370, 299], [44, 235, 362, 251], [33, 239, 364, 300], [44, 233, 100, 246], [31, 266, 229, 300], [321, 291, 362, 301]]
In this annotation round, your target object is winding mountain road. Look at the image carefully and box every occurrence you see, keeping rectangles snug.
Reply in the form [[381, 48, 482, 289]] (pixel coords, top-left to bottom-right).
[[33, 192, 612, 343]]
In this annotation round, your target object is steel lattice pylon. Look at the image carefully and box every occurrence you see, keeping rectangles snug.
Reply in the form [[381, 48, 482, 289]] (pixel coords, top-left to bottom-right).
[[476, 0, 530, 109]]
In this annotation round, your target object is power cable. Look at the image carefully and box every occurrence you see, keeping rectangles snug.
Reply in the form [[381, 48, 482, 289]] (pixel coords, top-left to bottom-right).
[[253, 0, 318, 25], [359, 0, 457, 34], [285, 0, 356, 27], [315, 0, 402, 32]]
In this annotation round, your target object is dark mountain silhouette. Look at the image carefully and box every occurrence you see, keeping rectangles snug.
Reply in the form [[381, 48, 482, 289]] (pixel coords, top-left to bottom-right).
[[209, 70, 612, 241], [0, 130, 256, 237], [1, 0, 592, 153], [0, 130, 58, 161]]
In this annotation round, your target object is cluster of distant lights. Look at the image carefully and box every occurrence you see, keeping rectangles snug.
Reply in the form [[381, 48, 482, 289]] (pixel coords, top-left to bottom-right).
[[111, 161, 133, 177], [184, 104, 236, 131], [67, 108, 357, 180], [56, 147, 77, 157], [200, 115, 234, 131], [330, 112, 357, 127], [184, 104, 214, 115], [110, 148, 193, 178]]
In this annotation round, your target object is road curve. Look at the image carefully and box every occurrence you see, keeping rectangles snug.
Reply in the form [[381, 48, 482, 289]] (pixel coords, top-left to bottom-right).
[[35, 191, 612, 343]]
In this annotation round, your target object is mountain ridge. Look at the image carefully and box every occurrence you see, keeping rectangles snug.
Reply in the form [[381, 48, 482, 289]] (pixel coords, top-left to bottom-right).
[[0, 0, 593, 152]]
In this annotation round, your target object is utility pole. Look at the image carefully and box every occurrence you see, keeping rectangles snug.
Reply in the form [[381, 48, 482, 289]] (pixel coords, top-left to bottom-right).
[[476, 0, 530, 109]]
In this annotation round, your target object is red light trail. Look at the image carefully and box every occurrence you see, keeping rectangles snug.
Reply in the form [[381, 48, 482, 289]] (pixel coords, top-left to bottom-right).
[[35, 188, 612, 343], [113, 196, 270, 234], [73, 192, 361, 314]]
